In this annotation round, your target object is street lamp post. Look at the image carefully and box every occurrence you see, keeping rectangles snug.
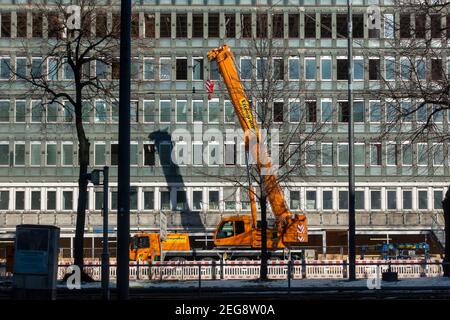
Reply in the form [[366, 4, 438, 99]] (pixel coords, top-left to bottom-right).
[[347, 0, 356, 281], [86, 167, 110, 299]]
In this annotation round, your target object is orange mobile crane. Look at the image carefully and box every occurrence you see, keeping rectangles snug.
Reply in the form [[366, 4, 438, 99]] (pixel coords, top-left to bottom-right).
[[208, 45, 308, 250], [129, 45, 307, 262]]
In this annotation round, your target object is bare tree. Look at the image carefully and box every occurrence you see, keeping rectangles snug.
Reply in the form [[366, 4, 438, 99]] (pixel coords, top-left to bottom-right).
[[367, 0, 450, 273], [5, 0, 121, 277], [205, 9, 325, 279]]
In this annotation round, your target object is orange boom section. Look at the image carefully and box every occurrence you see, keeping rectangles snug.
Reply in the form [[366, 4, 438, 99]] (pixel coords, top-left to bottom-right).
[[208, 45, 308, 246]]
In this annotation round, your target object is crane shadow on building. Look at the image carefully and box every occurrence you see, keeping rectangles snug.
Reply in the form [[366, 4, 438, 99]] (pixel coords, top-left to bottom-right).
[[149, 130, 205, 232]]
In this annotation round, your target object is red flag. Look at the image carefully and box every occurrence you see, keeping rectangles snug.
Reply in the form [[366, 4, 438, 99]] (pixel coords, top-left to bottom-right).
[[205, 79, 214, 100]]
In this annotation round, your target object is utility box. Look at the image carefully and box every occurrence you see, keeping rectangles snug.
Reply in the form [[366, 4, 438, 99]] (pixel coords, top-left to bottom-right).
[[13, 225, 60, 300]]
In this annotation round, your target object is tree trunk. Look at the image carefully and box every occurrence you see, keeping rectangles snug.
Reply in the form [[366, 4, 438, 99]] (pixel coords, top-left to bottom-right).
[[442, 186, 450, 277], [73, 137, 90, 269], [260, 192, 268, 280]]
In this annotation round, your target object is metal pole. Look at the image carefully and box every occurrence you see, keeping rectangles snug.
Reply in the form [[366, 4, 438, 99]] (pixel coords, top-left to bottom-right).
[[102, 166, 110, 300], [347, 0, 356, 281], [117, 0, 131, 299]]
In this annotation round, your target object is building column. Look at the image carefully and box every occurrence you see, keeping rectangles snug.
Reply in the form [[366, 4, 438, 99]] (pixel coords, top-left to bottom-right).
[[322, 230, 327, 257]]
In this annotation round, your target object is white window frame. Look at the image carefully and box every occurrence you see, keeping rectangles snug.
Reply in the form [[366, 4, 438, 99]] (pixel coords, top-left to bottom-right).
[[143, 100, 155, 123], [288, 56, 300, 81], [175, 99, 188, 124], [353, 56, 364, 81], [159, 100, 171, 123], [143, 57, 155, 80], [304, 57, 316, 81], [45, 141, 57, 167], [94, 141, 106, 167], [159, 57, 171, 81], [321, 142, 333, 166], [320, 56, 332, 81]]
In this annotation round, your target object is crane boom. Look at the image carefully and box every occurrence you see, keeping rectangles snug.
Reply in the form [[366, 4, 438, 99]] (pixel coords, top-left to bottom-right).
[[208, 45, 308, 245]]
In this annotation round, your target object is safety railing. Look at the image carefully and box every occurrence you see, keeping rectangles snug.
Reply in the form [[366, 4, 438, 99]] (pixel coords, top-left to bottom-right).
[[49, 259, 445, 282]]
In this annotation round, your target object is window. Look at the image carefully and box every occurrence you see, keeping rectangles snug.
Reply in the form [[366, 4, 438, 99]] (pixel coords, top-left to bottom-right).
[[143, 58, 155, 80], [322, 190, 332, 210], [387, 190, 397, 210], [224, 100, 234, 123], [339, 190, 348, 210], [176, 100, 187, 123], [160, 14, 171, 38], [306, 101, 317, 122], [17, 12, 27, 38], [31, 57, 43, 78], [371, 190, 381, 210], [415, 15, 426, 39], [176, 190, 187, 211], [273, 58, 284, 80], [433, 143, 444, 166], [403, 190, 412, 210], [240, 57, 252, 80], [209, 190, 219, 210], [289, 144, 299, 166], [305, 13, 316, 38], [46, 143, 57, 166], [1, 13, 11, 38], [369, 58, 380, 80], [321, 14, 332, 38], [144, 144, 155, 166], [288, 57, 299, 80], [160, 57, 171, 80], [32, 13, 43, 38], [208, 13, 220, 38], [62, 191, 73, 211], [15, 101, 25, 123], [0, 143, 8, 166], [256, 58, 267, 80], [402, 143, 412, 166], [431, 14, 441, 39], [193, 143, 203, 166], [385, 57, 395, 80], [0, 57, 11, 80], [417, 143, 428, 166], [16, 57, 27, 80], [321, 56, 332, 80], [15, 191, 24, 210], [353, 57, 364, 80], [321, 100, 332, 122], [370, 143, 382, 166], [0, 190, 9, 210], [176, 14, 187, 38], [337, 58, 348, 80], [208, 100, 219, 123], [192, 100, 203, 122], [306, 191, 316, 210], [193, 57, 204, 80], [304, 57, 316, 80], [31, 100, 42, 123], [94, 100, 106, 123], [111, 191, 117, 210], [160, 191, 170, 210], [355, 191, 364, 210], [386, 143, 398, 166], [431, 59, 443, 80], [272, 14, 284, 38], [224, 143, 236, 165], [31, 191, 41, 211], [95, 191, 103, 210], [257, 13, 267, 38], [223, 188, 236, 210], [384, 14, 394, 39], [321, 143, 333, 166], [369, 101, 381, 122], [400, 57, 411, 80], [354, 143, 365, 166], [208, 142, 220, 166], [400, 14, 411, 38], [143, 100, 155, 123], [193, 190, 203, 210], [353, 14, 364, 38], [273, 101, 284, 122], [176, 58, 187, 80], [289, 191, 300, 210], [143, 190, 154, 210], [288, 14, 299, 38], [110, 143, 119, 166], [416, 58, 426, 80], [159, 143, 172, 166], [418, 190, 428, 210], [336, 14, 348, 38], [210, 59, 220, 80], [434, 190, 443, 209], [338, 101, 349, 123], [95, 12, 107, 37], [159, 100, 171, 123], [95, 143, 106, 166], [46, 190, 56, 210], [241, 14, 252, 38], [338, 143, 349, 166], [225, 14, 235, 38], [416, 103, 427, 123], [47, 102, 58, 123], [110, 101, 118, 122], [130, 143, 138, 166], [30, 143, 40, 166], [14, 143, 25, 166], [145, 13, 155, 38], [0, 100, 9, 122], [289, 99, 301, 123]]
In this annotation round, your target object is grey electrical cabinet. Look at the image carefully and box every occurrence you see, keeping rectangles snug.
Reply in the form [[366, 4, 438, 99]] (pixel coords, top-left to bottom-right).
[[13, 225, 60, 300]]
